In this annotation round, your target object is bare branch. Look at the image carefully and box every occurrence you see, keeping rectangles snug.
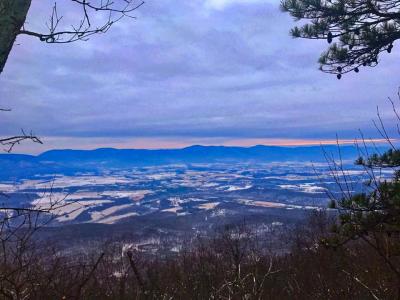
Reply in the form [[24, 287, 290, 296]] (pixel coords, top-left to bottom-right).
[[0, 130, 42, 153], [19, 0, 144, 44]]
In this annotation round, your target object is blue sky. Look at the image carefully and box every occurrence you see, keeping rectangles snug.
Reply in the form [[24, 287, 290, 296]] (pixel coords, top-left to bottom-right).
[[0, 0, 399, 153]]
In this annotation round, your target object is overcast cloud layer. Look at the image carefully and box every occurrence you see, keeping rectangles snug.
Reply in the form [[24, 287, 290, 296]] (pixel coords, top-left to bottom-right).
[[0, 0, 399, 153]]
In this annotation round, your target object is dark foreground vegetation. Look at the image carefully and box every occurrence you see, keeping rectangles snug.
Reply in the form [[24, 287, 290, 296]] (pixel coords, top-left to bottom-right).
[[0, 210, 398, 300], [1, 127, 400, 299]]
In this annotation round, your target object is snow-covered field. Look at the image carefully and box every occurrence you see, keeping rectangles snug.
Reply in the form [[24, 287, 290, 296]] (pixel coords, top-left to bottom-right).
[[0, 162, 382, 225]]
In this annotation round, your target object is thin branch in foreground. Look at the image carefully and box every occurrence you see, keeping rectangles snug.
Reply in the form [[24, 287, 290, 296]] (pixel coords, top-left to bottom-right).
[[0, 129, 42, 153]]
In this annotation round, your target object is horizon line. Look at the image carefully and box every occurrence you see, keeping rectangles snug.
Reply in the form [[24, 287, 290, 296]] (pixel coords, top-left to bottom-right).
[[3, 138, 395, 155]]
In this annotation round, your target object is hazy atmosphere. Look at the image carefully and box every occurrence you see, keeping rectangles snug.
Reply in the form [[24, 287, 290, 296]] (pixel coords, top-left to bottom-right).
[[1, 0, 399, 153], [1, 0, 400, 298]]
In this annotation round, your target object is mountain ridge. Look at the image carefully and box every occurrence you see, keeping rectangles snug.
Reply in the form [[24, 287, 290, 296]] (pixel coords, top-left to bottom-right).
[[0, 144, 383, 161], [0, 145, 386, 180]]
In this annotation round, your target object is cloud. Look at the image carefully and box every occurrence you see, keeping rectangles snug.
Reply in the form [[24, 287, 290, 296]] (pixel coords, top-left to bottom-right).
[[0, 0, 399, 153], [204, 0, 273, 10]]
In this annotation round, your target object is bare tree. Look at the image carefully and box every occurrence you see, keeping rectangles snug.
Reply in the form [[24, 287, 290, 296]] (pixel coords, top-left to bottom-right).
[[0, 0, 144, 73]]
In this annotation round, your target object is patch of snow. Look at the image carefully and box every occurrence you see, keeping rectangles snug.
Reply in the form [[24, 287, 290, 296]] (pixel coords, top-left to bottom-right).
[[278, 183, 326, 194], [101, 190, 151, 201], [89, 204, 133, 222], [271, 221, 283, 226], [210, 209, 226, 217], [197, 202, 220, 210], [162, 207, 182, 213], [225, 184, 253, 192], [238, 199, 286, 208]]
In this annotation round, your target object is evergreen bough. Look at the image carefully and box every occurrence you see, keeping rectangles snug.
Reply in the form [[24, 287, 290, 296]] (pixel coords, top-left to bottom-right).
[[281, 0, 400, 78]]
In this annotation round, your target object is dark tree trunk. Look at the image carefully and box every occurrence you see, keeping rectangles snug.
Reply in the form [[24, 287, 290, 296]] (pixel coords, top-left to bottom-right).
[[0, 0, 32, 74]]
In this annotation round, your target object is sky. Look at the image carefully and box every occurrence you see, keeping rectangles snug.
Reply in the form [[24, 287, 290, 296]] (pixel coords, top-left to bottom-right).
[[0, 0, 399, 153]]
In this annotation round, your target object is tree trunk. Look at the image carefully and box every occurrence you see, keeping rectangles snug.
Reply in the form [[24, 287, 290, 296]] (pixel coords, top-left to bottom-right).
[[0, 0, 32, 74]]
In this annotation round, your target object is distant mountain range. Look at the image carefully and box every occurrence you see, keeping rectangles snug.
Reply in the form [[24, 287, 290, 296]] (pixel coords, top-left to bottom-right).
[[0, 145, 385, 180]]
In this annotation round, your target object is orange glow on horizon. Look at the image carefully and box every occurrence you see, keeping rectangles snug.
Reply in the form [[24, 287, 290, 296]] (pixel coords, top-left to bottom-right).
[[222, 138, 395, 147], [11, 137, 397, 155]]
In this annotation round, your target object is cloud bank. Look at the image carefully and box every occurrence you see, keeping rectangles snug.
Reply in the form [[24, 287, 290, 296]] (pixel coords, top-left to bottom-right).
[[0, 0, 399, 152]]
